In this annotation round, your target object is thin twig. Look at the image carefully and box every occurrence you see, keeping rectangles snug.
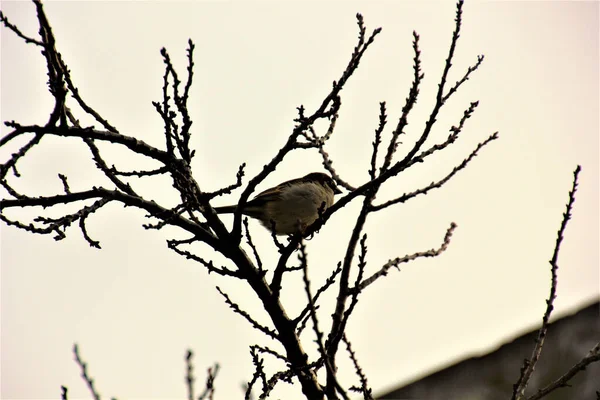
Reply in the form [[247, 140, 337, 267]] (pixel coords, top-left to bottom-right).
[[251, 344, 288, 364], [216, 287, 278, 340], [73, 344, 101, 400], [371, 132, 498, 211], [300, 244, 348, 400], [198, 364, 219, 400], [185, 350, 195, 400], [0, 10, 44, 46], [168, 238, 241, 277], [526, 341, 600, 400], [369, 102, 387, 179], [243, 218, 263, 272], [294, 262, 342, 328], [380, 31, 423, 173], [343, 333, 373, 399], [512, 165, 582, 400], [352, 223, 457, 293], [442, 54, 485, 103], [61, 386, 68, 400]]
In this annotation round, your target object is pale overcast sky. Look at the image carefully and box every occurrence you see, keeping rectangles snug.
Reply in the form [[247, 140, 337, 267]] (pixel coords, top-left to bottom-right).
[[1, 1, 598, 399]]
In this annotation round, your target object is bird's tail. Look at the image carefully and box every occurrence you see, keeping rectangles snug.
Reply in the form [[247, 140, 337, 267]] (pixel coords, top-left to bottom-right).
[[214, 205, 237, 214]]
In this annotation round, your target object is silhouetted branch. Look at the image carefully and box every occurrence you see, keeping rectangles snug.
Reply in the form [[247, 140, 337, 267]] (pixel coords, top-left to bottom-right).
[[352, 223, 457, 294], [512, 165, 582, 400], [185, 350, 195, 400], [73, 344, 102, 400], [203, 163, 246, 200], [294, 262, 342, 329], [108, 165, 168, 177], [251, 368, 296, 399], [300, 243, 349, 400], [168, 237, 241, 277], [216, 287, 278, 340], [2, 123, 172, 163], [198, 363, 219, 400], [0, 187, 220, 250], [380, 31, 423, 174], [60, 56, 118, 133], [343, 333, 373, 399], [247, 346, 269, 398], [58, 174, 70, 194], [372, 131, 498, 211], [442, 54, 485, 103], [243, 218, 263, 272], [526, 341, 600, 400], [0, 9, 44, 45], [251, 344, 288, 364], [369, 102, 387, 180]]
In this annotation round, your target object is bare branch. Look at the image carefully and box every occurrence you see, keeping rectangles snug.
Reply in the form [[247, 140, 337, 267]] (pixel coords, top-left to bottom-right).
[[185, 350, 195, 400], [4, 195, 108, 247], [32, 0, 68, 126], [295, 305, 315, 337], [251, 344, 288, 364], [442, 54, 485, 103], [294, 262, 342, 329], [73, 344, 102, 400], [247, 346, 269, 398], [79, 209, 102, 248], [82, 136, 137, 197], [108, 165, 168, 177], [216, 286, 278, 340], [308, 111, 356, 192], [182, 39, 195, 105], [60, 57, 119, 133], [352, 222, 457, 293], [253, 368, 296, 399], [0, 10, 44, 46], [300, 243, 347, 400], [61, 386, 68, 400], [526, 341, 600, 400], [326, 194, 376, 395], [513, 165, 582, 400], [371, 131, 498, 211], [202, 163, 246, 200], [0, 132, 43, 180], [58, 174, 70, 194], [380, 31, 423, 173], [168, 238, 241, 278], [343, 333, 373, 399], [142, 203, 187, 230], [436, 0, 465, 106], [243, 218, 263, 272], [271, 234, 300, 296], [369, 102, 387, 180], [198, 363, 219, 400], [0, 187, 220, 250], [293, 97, 489, 244], [2, 124, 172, 164]]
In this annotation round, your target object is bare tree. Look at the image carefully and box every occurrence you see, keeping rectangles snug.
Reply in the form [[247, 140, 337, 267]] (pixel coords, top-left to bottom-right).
[[1, 1, 596, 399]]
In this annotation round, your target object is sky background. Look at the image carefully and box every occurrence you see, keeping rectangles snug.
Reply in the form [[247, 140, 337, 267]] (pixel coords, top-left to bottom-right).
[[1, 1, 598, 399]]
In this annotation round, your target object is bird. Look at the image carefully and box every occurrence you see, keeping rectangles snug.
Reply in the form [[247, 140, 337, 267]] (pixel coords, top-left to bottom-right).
[[214, 172, 342, 235]]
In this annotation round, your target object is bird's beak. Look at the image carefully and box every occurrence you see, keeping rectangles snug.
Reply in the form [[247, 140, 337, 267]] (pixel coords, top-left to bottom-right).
[[333, 185, 342, 195]]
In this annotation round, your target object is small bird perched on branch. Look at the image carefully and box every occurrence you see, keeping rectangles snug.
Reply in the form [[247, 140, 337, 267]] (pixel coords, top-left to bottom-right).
[[214, 172, 342, 235]]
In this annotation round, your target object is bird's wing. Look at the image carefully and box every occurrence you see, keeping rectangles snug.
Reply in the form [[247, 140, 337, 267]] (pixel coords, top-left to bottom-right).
[[249, 176, 305, 205]]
